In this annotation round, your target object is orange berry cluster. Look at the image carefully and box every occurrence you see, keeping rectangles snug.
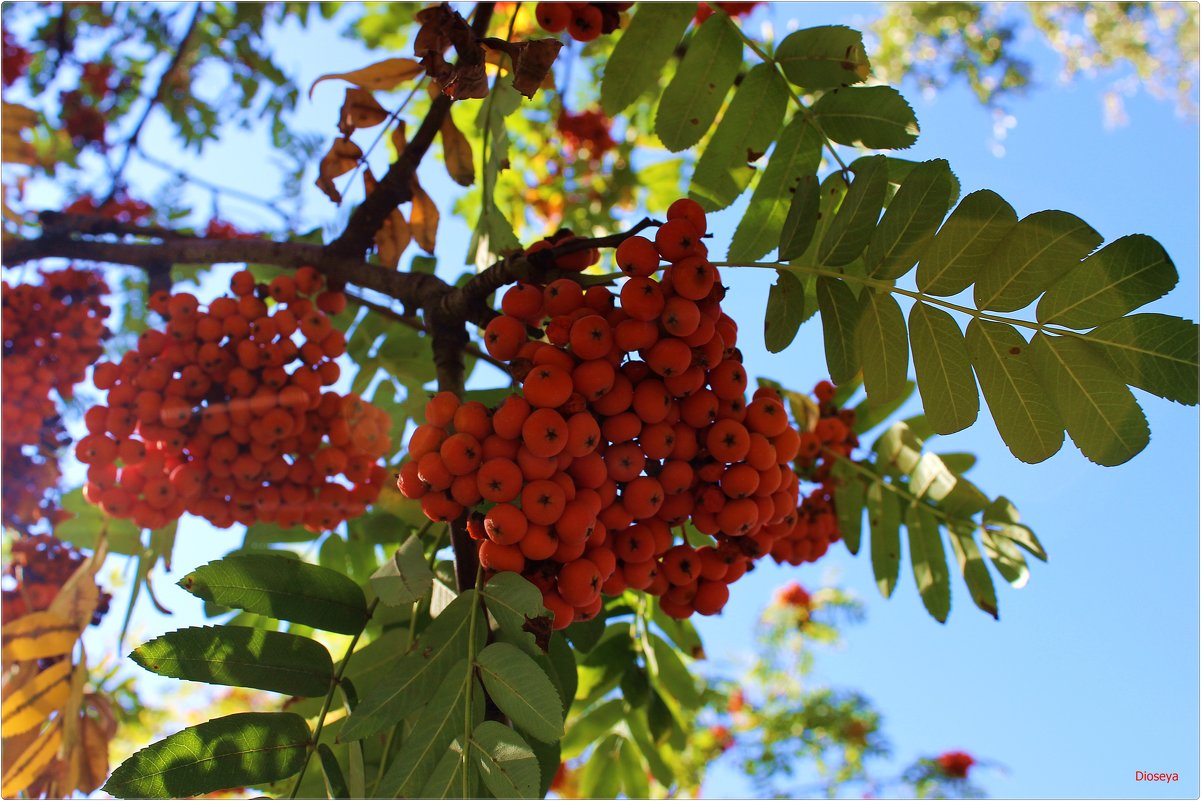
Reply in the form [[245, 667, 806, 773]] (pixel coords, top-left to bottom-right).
[[78, 267, 392, 532], [1, 268, 110, 529], [769, 380, 859, 567], [1, 534, 111, 626], [399, 199, 819, 626], [557, 108, 616, 158], [534, 2, 629, 42]]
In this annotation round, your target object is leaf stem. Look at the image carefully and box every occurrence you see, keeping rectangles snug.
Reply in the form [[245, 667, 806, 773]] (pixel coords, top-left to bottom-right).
[[461, 562, 484, 798]]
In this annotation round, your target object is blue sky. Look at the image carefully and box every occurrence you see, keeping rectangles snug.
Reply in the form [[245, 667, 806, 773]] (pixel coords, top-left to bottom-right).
[[50, 3, 1199, 798]]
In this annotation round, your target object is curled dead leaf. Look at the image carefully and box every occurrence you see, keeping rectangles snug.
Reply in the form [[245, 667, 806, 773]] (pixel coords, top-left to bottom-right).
[[316, 138, 363, 204], [377, 209, 412, 268], [391, 120, 408, 157], [410, 176, 439, 254], [339, 88, 389, 136], [308, 57, 423, 99], [441, 63, 489, 100], [484, 38, 564, 99], [440, 116, 474, 187]]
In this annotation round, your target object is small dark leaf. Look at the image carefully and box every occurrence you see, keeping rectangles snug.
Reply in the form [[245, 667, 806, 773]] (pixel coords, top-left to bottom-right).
[[338, 88, 388, 136]]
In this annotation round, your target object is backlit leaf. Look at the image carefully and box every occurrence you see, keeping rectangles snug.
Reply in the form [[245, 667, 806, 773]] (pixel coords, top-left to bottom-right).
[[775, 25, 870, 90], [316, 138, 362, 204], [779, 174, 821, 260], [764, 269, 808, 353], [974, 210, 1102, 312], [309, 57, 423, 98], [917, 189, 1017, 296], [0, 658, 71, 736], [819, 154, 888, 266], [370, 536, 434, 607], [908, 301, 979, 434], [470, 721, 540, 799], [831, 458, 867, 554], [856, 289, 909, 405], [1086, 313, 1200, 405], [816, 276, 863, 384], [601, 3, 695, 116], [867, 481, 901, 598], [980, 529, 1029, 588], [947, 526, 998, 619], [866, 158, 954, 279], [908, 504, 950, 622], [984, 497, 1047, 561], [2, 721, 62, 797], [1, 610, 78, 663], [810, 86, 919, 149], [655, 14, 743, 152], [440, 115, 474, 186], [338, 88, 388, 135], [410, 176, 439, 253]]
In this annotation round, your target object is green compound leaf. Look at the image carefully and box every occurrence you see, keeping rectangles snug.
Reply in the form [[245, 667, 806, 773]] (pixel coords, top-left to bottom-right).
[[1038, 234, 1178, 329], [130, 626, 333, 697], [1086, 313, 1200, 406], [866, 158, 954, 279], [470, 721, 540, 800], [984, 496, 1047, 562], [178, 554, 368, 635], [908, 504, 950, 623], [816, 275, 864, 385], [856, 289, 909, 405], [481, 571, 550, 657], [655, 14, 743, 152], [369, 536, 434, 606], [947, 526, 999, 619], [965, 320, 1065, 464], [811, 85, 919, 150], [476, 642, 565, 744], [690, 63, 790, 211], [728, 115, 823, 261], [579, 734, 623, 798], [775, 24, 870, 90], [617, 737, 652, 799], [647, 633, 702, 709], [820, 154, 888, 266], [831, 458, 867, 554], [779, 173, 822, 261], [974, 210, 1102, 313], [1028, 333, 1150, 466], [601, 3, 695, 116], [417, 740, 475, 799], [867, 481, 901, 598], [560, 699, 624, 759], [102, 712, 310, 799], [908, 301, 979, 435], [764, 269, 809, 354], [980, 528, 1030, 588], [917, 189, 1018, 296]]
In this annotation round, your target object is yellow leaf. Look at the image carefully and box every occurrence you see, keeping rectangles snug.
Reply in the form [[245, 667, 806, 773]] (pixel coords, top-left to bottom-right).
[[1, 102, 37, 133], [440, 116, 474, 187], [309, 58, 424, 99], [1, 611, 78, 664], [48, 538, 107, 631], [315, 138, 363, 204], [2, 131, 37, 166], [1, 720, 62, 797], [1, 659, 72, 737], [410, 177, 439, 254]]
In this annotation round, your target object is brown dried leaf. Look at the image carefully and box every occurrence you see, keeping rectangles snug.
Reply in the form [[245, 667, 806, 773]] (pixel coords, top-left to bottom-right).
[[316, 138, 363, 204], [308, 57, 423, 99], [2, 102, 37, 134], [442, 62, 489, 100], [339, 88, 389, 136], [47, 538, 107, 632], [488, 39, 565, 99], [377, 209, 411, 268], [440, 116, 474, 187], [410, 176, 439, 254], [391, 120, 408, 156]]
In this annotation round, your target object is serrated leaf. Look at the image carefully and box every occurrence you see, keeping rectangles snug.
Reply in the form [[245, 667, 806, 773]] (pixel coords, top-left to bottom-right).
[[690, 64, 790, 211], [309, 57, 423, 98], [655, 14, 743, 152], [418, 740, 475, 799], [866, 158, 953, 279], [728, 115, 823, 260], [831, 458, 866, 554], [1086, 313, 1199, 406], [811, 86, 919, 149], [764, 270, 808, 353], [601, 3, 696, 116], [984, 496, 1047, 561], [816, 276, 863, 384], [1037, 234, 1177, 329], [130, 626, 333, 697], [947, 526, 998, 619], [178, 554, 368, 635], [477, 642, 564, 743], [102, 712, 310, 799], [470, 721, 540, 799], [1028, 333, 1149, 465], [543, 632, 578, 713], [482, 572, 549, 656], [779, 174, 821, 260], [647, 633, 702, 709], [370, 536, 434, 606], [918, 189, 1018, 296], [980, 528, 1029, 588], [974, 210, 1102, 313], [965, 320, 1064, 463], [820, 154, 888, 266], [908, 505, 950, 622], [0, 658, 71, 736], [867, 481, 901, 598], [908, 301, 979, 434], [775, 25, 870, 90], [856, 289, 909, 405], [1, 610, 78, 663]]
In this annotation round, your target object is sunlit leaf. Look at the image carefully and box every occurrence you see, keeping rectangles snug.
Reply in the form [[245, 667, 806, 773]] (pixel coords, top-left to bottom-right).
[[1086, 313, 1200, 406], [775, 25, 871, 89], [917, 189, 1017, 296], [309, 57, 423, 98], [601, 3, 696, 116], [470, 721, 540, 799], [974, 210, 1102, 313], [810, 86, 919, 149], [908, 301, 979, 434], [655, 14, 743, 152], [0, 658, 71, 736]]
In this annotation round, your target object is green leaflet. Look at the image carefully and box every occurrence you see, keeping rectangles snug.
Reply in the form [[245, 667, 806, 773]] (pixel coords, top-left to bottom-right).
[[470, 721, 540, 799], [130, 626, 333, 697], [617, 737, 652, 799], [561, 698, 625, 759], [865, 158, 954, 279], [820, 155, 888, 266], [564, 615, 606, 654], [600, 3, 695, 116], [831, 458, 866, 554], [317, 744, 349, 800], [917, 189, 1018, 296], [626, 708, 675, 786], [775, 25, 870, 90], [646, 633, 702, 709], [56, 488, 143, 554], [417, 741, 476, 799], [764, 269, 808, 353], [1038, 234, 1178, 329], [908, 504, 950, 623], [102, 712, 310, 799], [650, 604, 705, 659], [908, 452, 958, 503], [528, 737, 561, 798], [867, 481, 901, 598], [779, 173, 822, 261], [947, 526, 999, 619], [984, 497, 1047, 561], [579, 734, 623, 798], [974, 210, 1102, 313], [965, 319, 1065, 464], [856, 289, 909, 405], [728, 115, 823, 261], [1086, 313, 1200, 406], [810, 86, 919, 150], [481, 572, 549, 657], [655, 14, 743, 152], [477, 642, 565, 743], [689, 63, 790, 211], [543, 631, 578, 713], [369, 535, 433, 606], [816, 275, 863, 384], [178, 554, 368, 635], [980, 528, 1030, 588], [873, 421, 923, 478], [1028, 333, 1150, 466], [908, 301, 979, 434]]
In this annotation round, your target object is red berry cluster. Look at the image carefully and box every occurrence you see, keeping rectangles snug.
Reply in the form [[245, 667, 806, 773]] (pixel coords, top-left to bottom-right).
[[63, 193, 155, 225], [1, 534, 111, 626], [936, 751, 975, 779], [398, 199, 816, 627], [557, 108, 617, 159], [534, 2, 629, 42], [79, 267, 392, 532], [2, 268, 111, 529], [772, 580, 811, 609], [204, 217, 258, 240], [694, 1, 763, 24], [769, 380, 858, 567]]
